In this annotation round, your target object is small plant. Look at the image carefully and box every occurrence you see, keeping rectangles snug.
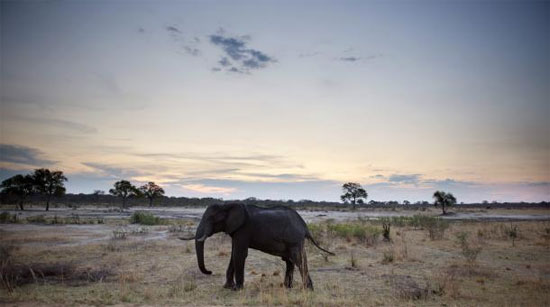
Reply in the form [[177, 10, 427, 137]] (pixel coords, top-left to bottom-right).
[[112, 228, 128, 240], [131, 227, 149, 235], [456, 232, 482, 263], [424, 217, 449, 240], [26, 215, 47, 224], [130, 211, 163, 225], [382, 249, 395, 264], [350, 251, 358, 268], [505, 224, 518, 246], [0, 244, 16, 292], [0, 212, 17, 224], [380, 218, 391, 242]]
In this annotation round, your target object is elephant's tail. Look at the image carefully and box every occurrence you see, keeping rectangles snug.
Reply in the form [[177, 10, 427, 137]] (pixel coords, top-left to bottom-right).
[[306, 233, 335, 255]]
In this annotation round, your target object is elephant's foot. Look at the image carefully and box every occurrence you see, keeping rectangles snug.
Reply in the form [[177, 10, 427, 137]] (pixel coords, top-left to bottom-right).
[[232, 284, 244, 291], [283, 279, 293, 288], [223, 281, 235, 289]]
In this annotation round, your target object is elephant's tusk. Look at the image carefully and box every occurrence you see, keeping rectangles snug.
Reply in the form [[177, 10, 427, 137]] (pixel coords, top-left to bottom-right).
[[196, 234, 208, 242]]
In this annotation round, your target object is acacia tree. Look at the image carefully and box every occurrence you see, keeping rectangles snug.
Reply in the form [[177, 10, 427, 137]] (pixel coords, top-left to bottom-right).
[[32, 168, 67, 211], [433, 190, 457, 215], [139, 182, 165, 207], [0, 174, 35, 210], [109, 180, 140, 210], [341, 182, 368, 210]]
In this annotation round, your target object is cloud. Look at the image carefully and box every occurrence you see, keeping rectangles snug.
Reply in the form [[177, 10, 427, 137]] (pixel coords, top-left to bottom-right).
[[35, 118, 97, 134], [0, 144, 56, 166], [170, 178, 339, 200], [82, 162, 145, 179], [165, 25, 201, 56], [299, 52, 321, 58], [339, 56, 361, 62], [209, 31, 276, 73], [166, 26, 181, 33], [180, 183, 236, 195], [388, 174, 421, 184], [337, 54, 383, 62]]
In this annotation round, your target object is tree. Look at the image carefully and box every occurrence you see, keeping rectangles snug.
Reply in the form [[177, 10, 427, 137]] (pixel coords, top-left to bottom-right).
[[340, 182, 368, 210], [0, 174, 34, 210], [32, 168, 67, 211], [109, 180, 140, 210], [139, 182, 165, 207], [433, 190, 457, 215]]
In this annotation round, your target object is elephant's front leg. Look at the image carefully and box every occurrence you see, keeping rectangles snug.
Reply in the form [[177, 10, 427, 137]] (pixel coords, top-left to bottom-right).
[[223, 252, 235, 289], [232, 239, 248, 290]]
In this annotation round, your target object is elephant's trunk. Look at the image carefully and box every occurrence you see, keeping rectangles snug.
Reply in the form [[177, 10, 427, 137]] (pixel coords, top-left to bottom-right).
[[195, 220, 212, 275]]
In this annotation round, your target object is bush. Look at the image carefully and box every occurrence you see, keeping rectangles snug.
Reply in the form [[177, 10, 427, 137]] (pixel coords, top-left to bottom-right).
[[129, 211, 163, 225], [382, 249, 395, 264], [505, 224, 519, 246], [26, 215, 47, 224], [0, 212, 17, 224], [112, 229, 127, 240], [456, 232, 482, 263], [327, 223, 382, 245], [423, 217, 449, 240]]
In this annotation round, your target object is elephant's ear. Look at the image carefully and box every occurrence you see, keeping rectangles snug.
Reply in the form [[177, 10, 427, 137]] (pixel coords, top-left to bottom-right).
[[225, 203, 248, 235]]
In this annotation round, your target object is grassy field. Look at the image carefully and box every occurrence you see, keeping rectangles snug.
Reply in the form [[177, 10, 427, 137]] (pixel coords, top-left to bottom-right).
[[1, 211, 549, 306]]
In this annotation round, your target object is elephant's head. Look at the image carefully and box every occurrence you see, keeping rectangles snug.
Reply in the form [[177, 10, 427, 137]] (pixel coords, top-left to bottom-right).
[[189, 203, 248, 275]]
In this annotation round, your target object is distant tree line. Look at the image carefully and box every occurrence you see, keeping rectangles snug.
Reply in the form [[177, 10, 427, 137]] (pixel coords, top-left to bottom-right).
[[1, 172, 548, 210]]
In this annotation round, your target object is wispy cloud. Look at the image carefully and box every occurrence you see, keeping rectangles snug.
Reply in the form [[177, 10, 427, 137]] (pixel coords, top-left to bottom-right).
[[37, 118, 97, 134], [337, 54, 383, 63], [209, 30, 276, 73], [82, 162, 146, 179], [298, 51, 321, 58], [165, 24, 201, 56], [388, 174, 421, 184], [180, 183, 236, 195], [0, 144, 56, 166]]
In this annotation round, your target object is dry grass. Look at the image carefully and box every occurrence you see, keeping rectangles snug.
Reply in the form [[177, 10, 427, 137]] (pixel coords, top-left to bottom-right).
[[1, 217, 549, 306]]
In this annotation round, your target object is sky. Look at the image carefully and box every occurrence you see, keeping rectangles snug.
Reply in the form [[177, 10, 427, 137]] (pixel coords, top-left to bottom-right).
[[1, 0, 549, 203]]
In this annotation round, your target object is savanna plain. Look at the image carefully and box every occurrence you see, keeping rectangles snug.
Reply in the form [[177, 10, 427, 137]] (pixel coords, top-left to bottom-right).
[[1, 206, 549, 306]]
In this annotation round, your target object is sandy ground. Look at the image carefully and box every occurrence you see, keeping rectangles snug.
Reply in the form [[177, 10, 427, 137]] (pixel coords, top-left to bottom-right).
[[1, 207, 549, 306]]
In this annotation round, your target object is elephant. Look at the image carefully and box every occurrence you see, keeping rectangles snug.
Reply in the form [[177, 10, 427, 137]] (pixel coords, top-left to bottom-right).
[[180, 203, 334, 290]]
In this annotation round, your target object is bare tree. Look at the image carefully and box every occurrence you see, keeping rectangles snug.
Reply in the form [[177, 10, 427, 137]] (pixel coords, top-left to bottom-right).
[[341, 182, 368, 210]]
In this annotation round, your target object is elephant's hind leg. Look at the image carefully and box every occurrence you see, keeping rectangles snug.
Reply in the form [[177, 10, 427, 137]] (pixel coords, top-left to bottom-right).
[[283, 257, 294, 288], [290, 245, 314, 290]]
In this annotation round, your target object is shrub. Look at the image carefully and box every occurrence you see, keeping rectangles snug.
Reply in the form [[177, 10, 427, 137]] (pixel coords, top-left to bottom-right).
[[26, 215, 47, 224], [382, 249, 395, 264], [0, 244, 16, 292], [505, 224, 519, 246], [380, 217, 391, 242], [0, 212, 17, 224], [129, 211, 163, 225], [456, 232, 482, 263], [327, 223, 382, 245], [112, 229, 128, 240], [423, 217, 449, 240]]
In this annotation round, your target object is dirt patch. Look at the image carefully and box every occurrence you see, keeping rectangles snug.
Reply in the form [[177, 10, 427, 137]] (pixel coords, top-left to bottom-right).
[[1, 262, 114, 291]]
